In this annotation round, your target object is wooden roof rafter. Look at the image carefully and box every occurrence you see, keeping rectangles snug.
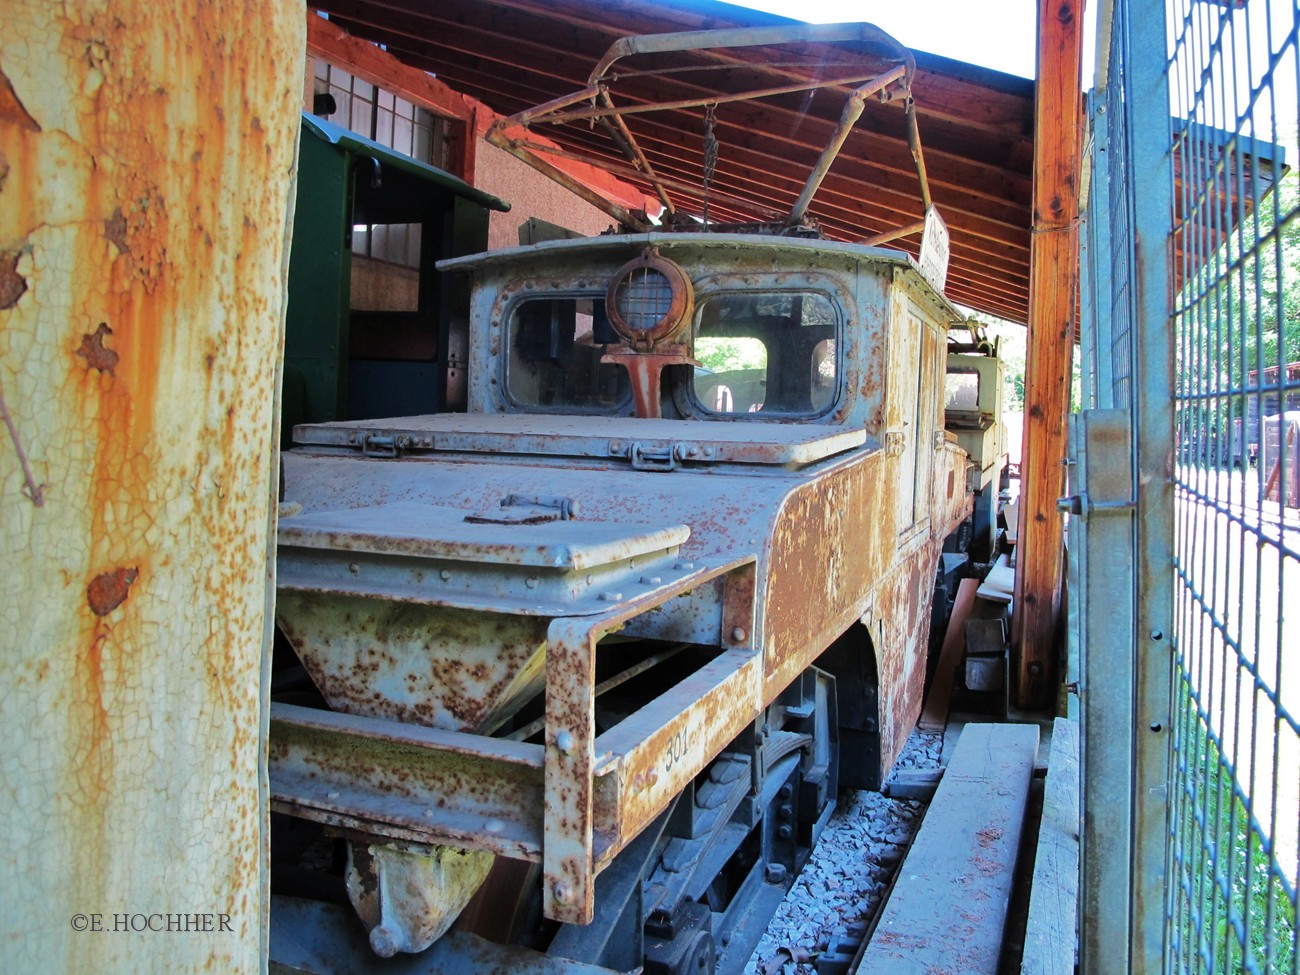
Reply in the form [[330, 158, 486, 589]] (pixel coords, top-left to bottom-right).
[[312, 0, 1039, 323]]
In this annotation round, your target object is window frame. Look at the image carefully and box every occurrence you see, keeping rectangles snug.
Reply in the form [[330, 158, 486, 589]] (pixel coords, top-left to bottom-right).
[[682, 287, 845, 422], [500, 290, 633, 415]]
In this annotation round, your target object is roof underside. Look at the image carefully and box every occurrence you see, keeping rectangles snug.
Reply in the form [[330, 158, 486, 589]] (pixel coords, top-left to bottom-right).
[[314, 0, 1038, 324]]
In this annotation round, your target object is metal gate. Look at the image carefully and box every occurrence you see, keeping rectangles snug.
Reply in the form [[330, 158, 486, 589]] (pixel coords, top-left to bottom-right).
[[1080, 0, 1299, 971]]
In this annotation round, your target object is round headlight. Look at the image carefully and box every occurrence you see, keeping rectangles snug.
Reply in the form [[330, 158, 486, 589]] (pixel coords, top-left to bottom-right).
[[605, 250, 694, 350]]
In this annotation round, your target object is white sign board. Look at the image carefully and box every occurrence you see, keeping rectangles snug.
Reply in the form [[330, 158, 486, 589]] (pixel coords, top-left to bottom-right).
[[918, 205, 950, 294]]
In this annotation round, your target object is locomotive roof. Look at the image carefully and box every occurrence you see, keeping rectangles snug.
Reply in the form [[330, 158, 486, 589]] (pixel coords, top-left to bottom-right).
[[437, 232, 963, 321]]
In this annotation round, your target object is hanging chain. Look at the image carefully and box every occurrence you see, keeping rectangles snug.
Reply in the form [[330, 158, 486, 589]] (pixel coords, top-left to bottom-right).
[[702, 103, 718, 229]]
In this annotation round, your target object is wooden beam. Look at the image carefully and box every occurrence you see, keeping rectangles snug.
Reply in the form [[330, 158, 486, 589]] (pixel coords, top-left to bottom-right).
[[919, 577, 980, 731], [320, 1, 1036, 210], [307, 11, 653, 210], [1012, 0, 1083, 709], [307, 11, 474, 123], [307, 11, 478, 179]]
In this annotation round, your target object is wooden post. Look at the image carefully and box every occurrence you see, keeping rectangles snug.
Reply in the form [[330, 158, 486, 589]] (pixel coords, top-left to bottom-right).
[[1012, 0, 1084, 709]]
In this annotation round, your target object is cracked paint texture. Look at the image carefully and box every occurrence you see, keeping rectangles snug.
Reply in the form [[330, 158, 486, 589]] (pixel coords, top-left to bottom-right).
[[0, 3, 304, 972]]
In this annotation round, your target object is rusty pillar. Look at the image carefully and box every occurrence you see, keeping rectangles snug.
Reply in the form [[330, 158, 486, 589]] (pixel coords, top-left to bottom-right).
[[0, 3, 303, 971]]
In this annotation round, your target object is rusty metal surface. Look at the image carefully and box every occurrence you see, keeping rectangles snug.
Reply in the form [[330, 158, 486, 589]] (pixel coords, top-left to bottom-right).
[[277, 598, 550, 732], [292, 412, 869, 466], [601, 349, 699, 420], [593, 648, 761, 856], [274, 233, 973, 944], [1, 4, 304, 973], [542, 617, 600, 924], [279, 500, 690, 569], [270, 704, 546, 859]]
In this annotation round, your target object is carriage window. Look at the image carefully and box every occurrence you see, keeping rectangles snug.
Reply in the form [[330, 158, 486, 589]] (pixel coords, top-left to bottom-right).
[[945, 369, 980, 411], [691, 292, 839, 416], [506, 296, 628, 410]]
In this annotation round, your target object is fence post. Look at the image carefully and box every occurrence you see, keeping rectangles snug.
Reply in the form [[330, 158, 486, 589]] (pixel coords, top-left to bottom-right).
[[1121, 0, 1176, 968]]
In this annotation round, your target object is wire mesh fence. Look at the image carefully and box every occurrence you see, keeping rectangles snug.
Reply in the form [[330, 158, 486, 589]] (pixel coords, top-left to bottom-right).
[[1093, 0, 1300, 970]]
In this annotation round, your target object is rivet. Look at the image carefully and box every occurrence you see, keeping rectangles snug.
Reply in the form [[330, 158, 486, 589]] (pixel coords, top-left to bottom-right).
[[526, 576, 539, 589], [1151, 629, 1164, 641], [641, 575, 662, 585], [731, 627, 747, 643], [485, 819, 505, 833], [326, 791, 340, 799], [556, 730, 575, 754], [599, 592, 624, 602], [348, 562, 360, 575], [440, 569, 452, 581], [554, 881, 573, 903]]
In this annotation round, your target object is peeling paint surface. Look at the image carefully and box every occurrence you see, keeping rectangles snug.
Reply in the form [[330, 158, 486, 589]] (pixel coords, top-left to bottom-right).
[[0, 4, 303, 972]]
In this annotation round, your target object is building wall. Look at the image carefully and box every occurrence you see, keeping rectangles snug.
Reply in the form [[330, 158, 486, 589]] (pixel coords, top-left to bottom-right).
[[476, 141, 622, 250], [0, 3, 303, 972]]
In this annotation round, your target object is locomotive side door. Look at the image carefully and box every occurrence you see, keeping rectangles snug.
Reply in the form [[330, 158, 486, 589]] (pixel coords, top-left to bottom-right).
[[890, 303, 939, 536]]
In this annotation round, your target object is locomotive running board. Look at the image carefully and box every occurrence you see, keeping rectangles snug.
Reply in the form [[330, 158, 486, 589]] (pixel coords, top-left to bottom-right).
[[270, 558, 762, 926]]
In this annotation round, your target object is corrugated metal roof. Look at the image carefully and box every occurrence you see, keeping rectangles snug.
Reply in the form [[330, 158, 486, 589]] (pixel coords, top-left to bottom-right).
[[313, 0, 1037, 323]]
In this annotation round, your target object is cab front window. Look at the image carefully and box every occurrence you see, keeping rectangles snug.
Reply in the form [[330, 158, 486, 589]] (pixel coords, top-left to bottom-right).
[[505, 295, 629, 411], [691, 292, 839, 417]]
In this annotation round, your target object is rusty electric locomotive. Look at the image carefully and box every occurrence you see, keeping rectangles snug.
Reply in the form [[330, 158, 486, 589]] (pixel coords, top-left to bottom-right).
[[270, 23, 976, 975]]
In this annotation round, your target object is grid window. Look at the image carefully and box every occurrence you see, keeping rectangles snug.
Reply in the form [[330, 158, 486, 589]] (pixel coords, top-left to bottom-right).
[[312, 62, 451, 269]]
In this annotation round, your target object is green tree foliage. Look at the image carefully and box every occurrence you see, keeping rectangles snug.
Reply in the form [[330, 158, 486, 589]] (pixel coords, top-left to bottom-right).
[[696, 336, 767, 373], [1243, 171, 1300, 371], [1175, 161, 1298, 461]]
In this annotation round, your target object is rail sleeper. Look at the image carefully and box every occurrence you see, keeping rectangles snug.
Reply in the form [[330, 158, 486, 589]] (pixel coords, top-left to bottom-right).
[[859, 723, 1040, 975]]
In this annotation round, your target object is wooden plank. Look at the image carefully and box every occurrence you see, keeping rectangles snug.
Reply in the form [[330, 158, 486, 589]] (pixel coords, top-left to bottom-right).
[[919, 577, 980, 731], [1021, 718, 1080, 975], [1002, 498, 1020, 546], [1011, 0, 1085, 709], [859, 723, 1040, 975], [977, 554, 1016, 606]]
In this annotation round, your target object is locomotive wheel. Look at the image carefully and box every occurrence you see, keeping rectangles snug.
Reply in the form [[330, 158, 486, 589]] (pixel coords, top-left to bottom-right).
[[456, 665, 839, 975], [683, 930, 716, 974]]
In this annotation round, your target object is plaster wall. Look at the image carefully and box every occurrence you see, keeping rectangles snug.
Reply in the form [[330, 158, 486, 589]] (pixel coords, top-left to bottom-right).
[[476, 141, 620, 250]]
